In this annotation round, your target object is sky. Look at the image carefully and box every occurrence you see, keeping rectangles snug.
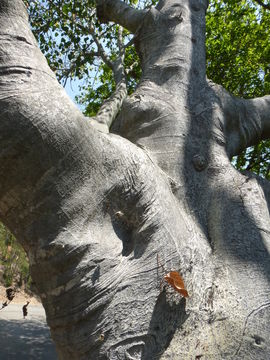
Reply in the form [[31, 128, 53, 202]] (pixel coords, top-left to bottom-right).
[[64, 78, 84, 111]]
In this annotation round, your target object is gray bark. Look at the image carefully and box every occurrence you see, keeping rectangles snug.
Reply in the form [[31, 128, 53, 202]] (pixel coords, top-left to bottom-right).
[[0, 0, 269, 359]]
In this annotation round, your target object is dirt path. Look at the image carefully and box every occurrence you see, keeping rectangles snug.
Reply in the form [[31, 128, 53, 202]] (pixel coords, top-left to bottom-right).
[[0, 287, 57, 359]]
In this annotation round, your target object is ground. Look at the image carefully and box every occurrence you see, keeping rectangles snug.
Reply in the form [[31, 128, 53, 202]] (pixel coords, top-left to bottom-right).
[[0, 286, 57, 359]]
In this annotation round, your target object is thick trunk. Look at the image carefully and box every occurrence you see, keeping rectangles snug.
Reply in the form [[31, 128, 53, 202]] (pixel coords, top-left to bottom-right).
[[0, 1, 269, 359]]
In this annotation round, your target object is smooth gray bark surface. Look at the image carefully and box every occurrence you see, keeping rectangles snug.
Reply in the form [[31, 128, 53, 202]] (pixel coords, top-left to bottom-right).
[[0, 0, 269, 359]]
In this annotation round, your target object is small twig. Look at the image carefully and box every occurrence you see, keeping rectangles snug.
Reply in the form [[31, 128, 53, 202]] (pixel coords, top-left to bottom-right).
[[89, 21, 114, 69]]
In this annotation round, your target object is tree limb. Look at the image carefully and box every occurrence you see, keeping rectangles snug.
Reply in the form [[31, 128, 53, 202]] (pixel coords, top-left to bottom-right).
[[88, 21, 114, 69], [96, 0, 147, 33], [75, 19, 128, 132], [90, 26, 127, 132], [211, 83, 270, 157]]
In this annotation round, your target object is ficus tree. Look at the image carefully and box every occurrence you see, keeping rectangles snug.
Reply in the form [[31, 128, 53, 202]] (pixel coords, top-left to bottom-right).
[[1, 0, 269, 293], [0, 0, 269, 359]]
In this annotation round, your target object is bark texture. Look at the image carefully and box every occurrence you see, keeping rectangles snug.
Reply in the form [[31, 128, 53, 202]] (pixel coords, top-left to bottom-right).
[[0, 1, 269, 359]]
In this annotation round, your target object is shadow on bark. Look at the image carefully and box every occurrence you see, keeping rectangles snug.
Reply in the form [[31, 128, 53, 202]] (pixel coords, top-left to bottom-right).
[[182, 5, 270, 285], [142, 292, 188, 360], [111, 215, 134, 257], [183, 96, 270, 286], [213, 191, 270, 284]]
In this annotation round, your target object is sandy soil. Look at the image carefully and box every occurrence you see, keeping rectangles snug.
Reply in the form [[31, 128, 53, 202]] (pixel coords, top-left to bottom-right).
[[0, 285, 41, 305], [0, 303, 57, 359]]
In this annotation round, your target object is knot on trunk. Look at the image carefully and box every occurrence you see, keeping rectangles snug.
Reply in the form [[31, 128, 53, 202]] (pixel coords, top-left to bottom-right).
[[192, 154, 207, 171]]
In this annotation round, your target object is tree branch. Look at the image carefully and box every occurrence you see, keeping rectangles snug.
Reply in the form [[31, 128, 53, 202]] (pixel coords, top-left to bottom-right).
[[96, 0, 147, 33], [74, 20, 128, 132], [88, 21, 114, 69], [211, 83, 270, 157], [90, 26, 127, 132], [0, 1, 107, 230]]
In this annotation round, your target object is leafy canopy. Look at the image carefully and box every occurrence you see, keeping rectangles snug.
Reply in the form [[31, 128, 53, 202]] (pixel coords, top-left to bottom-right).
[[206, 0, 269, 178]]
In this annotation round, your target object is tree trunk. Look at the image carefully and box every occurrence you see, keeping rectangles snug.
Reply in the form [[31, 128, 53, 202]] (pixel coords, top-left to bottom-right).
[[0, 1, 269, 359]]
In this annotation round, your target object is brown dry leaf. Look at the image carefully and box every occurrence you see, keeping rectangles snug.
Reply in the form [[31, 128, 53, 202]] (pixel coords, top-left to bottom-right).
[[164, 271, 189, 298]]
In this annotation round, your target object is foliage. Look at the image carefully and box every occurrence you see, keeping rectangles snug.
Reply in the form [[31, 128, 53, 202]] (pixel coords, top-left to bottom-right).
[[24, 0, 97, 81], [0, 223, 31, 289], [206, 0, 269, 98], [206, 0, 270, 178]]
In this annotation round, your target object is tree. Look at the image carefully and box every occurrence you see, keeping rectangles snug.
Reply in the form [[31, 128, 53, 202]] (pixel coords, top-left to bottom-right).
[[23, 0, 270, 178], [0, 0, 269, 359]]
